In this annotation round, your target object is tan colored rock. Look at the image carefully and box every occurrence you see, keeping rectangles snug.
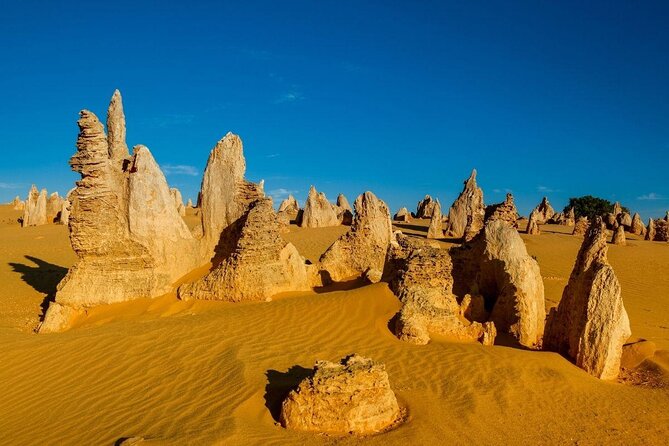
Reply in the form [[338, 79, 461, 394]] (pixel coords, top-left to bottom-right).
[[21, 185, 47, 227], [393, 207, 412, 222], [388, 234, 496, 345], [617, 212, 632, 229], [612, 225, 626, 245], [452, 220, 545, 348], [645, 218, 655, 241], [603, 212, 617, 228], [280, 354, 401, 435], [416, 195, 438, 219], [655, 219, 669, 242], [300, 186, 339, 228], [11, 196, 24, 211], [446, 169, 485, 238], [107, 89, 129, 162], [426, 200, 444, 239], [484, 193, 518, 227], [186, 198, 194, 208], [526, 209, 540, 235], [278, 194, 299, 214], [565, 207, 575, 227], [46, 192, 65, 222], [169, 187, 186, 217], [178, 198, 313, 302], [57, 200, 70, 225], [318, 191, 392, 283], [543, 217, 631, 379], [612, 201, 622, 217], [572, 216, 589, 236], [199, 132, 264, 257], [336, 193, 353, 225], [630, 213, 645, 236], [533, 197, 555, 224], [40, 92, 201, 332]]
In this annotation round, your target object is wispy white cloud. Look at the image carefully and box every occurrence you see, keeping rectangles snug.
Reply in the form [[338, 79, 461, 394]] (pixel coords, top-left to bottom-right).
[[537, 185, 554, 193], [269, 188, 298, 200], [493, 188, 512, 194], [637, 192, 665, 201], [162, 164, 199, 176], [274, 91, 304, 104], [0, 182, 22, 189], [266, 153, 280, 158]]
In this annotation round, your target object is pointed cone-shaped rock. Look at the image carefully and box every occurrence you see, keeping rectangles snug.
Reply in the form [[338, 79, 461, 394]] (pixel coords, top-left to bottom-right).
[[335, 193, 353, 225], [107, 89, 129, 163], [22, 185, 48, 227], [278, 194, 299, 214], [393, 207, 411, 222], [300, 186, 339, 228], [416, 195, 437, 219], [630, 213, 645, 236], [318, 191, 392, 283], [446, 169, 485, 238], [612, 201, 622, 217], [426, 200, 444, 239], [645, 219, 655, 241], [565, 207, 575, 226], [12, 195, 25, 211], [485, 193, 518, 227], [170, 187, 186, 216], [572, 216, 589, 236], [527, 209, 541, 235], [543, 217, 631, 379], [178, 198, 313, 302], [280, 355, 401, 435], [612, 225, 626, 245], [533, 197, 555, 224], [198, 132, 264, 257]]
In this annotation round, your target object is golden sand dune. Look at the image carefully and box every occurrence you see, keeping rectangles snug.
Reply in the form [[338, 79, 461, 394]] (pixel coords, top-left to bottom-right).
[[1, 206, 668, 444]]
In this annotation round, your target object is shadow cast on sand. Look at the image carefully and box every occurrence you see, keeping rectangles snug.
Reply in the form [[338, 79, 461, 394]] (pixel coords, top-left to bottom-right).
[[264, 366, 313, 422], [8, 255, 68, 318], [313, 274, 369, 294]]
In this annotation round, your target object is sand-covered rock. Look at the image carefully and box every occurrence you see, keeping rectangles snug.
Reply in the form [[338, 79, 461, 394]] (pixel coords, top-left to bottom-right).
[[426, 200, 444, 239], [654, 219, 669, 242], [178, 198, 313, 302], [416, 195, 437, 219], [393, 207, 412, 222], [336, 193, 353, 225], [40, 92, 201, 332], [543, 217, 631, 379], [170, 188, 186, 217], [533, 197, 555, 224], [388, 234, 496, 345], [452, 220, 545, 348], [612, 225, 626, 245], [11, 196, 24, 211], [573, 216, 589, 236], [318, 192, 392, 283], [446, 169, 484, 238], [300, 186, 339, 228], [630, 213, 645, 236], [484, 193, 518, 227], [199, 132, 264, 257], [21, 185, 47, 227], [526, 209, 540, 235], [645, 218, 655, 241], [280, 354, 401, 435]]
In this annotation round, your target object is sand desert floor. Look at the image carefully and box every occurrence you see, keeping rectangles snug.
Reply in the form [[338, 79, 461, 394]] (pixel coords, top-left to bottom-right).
[[0, 206, 668, 445]]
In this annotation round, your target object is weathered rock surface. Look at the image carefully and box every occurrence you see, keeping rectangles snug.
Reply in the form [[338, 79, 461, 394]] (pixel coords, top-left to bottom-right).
[[612, 225, 626, 245], [630, 213, 645, 236], [426, 200, 444, 239], [484, 193, 518, 227], [47, 192, 65, 223], [300, 186, 339, 228], [526, 209, 540, 235], [186, 198, 194, 208], [565, 207, 576, 227], [336, 193, 353, 225], [58, 200, 71, 225], [178, 198, 313, 302], [549, 211, 565, 225], [573, 216, 589, 236], [11, 196, 24, 211], [393, 207, 412, 222], [278, 194, 299, 214], [446, 169, 485, 238], [280, 355, 401, 435], [199, 132, 265, 257], [415, 195, 437, 219], [612, 201, 622, 217], [21, 185, 47, 227], [451, 220, 545, 348], [318, 192, 392, 282], [618, 212, 632, 229], [543, 217, 631, 379], [533, 197, 555, 224], [645, 218, 656, 241], [40, 92, 201, 332], [388, 233, 496, 345], [170, 187, 186, 216], [654, 219, 669, 242]]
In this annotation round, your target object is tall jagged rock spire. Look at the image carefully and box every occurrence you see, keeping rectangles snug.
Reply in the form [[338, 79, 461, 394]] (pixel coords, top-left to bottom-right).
[[106, 89, 129, 162], [446, 169, 485, 238]]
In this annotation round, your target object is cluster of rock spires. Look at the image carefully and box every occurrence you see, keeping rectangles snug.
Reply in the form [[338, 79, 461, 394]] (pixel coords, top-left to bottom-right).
[[19, 186, 70, 227]]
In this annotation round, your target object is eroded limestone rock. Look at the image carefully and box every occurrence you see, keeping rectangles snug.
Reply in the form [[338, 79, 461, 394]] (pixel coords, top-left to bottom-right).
[[11, 196, 24, 211], [612, 225, 626, 245], [300, 186, 339, 228], [543, 217, 631, 379], [178, 198, 313, 302], [426, 200, 444, 239], [318, 191, 392, 282], [654, 219, 669, 242], [336, 193, 353, 225], [533, 197, 555, 224], [21, 185, 47, 227], [170, 187, 186, 217], [485, 193, 518, 228], [645, 219, 655, 241], [393, 207, 412, 222], [573, 216, 589, 236], [280, 355, 401, 435], [446, 169, 485, 238], [526, 209, 540, 235], [630, 213, 645, 236]]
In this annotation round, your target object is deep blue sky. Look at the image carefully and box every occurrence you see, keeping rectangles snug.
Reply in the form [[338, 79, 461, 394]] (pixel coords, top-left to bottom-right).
[[1, 1, 667, 219]]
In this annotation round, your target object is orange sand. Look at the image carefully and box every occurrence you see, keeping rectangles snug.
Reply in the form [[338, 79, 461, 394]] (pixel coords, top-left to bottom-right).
[[1, 206, 668, 445]]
